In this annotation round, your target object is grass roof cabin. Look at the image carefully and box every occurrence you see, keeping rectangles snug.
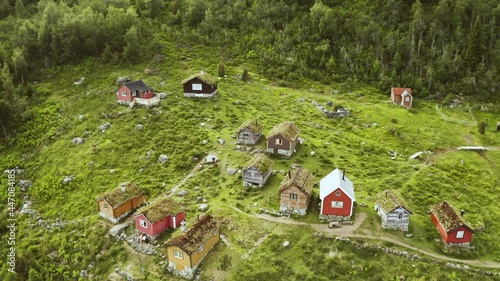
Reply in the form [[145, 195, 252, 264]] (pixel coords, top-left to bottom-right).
[[96, 182, 145, 223], [374, 189, 412, 231], [237, 119, 263, 145], [182, 71, 218, 98], [242, 153, 274, 187], [135, 198, 186, 238]]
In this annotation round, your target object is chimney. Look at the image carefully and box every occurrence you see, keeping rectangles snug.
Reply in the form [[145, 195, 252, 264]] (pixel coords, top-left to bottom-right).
[[342, 170, 346, 181], [121, 183, 126, 193], [288, 170, 291, 178], [461, 209, 465, 217], [197, 214, 200, 221], [200, 70, 204, 75]]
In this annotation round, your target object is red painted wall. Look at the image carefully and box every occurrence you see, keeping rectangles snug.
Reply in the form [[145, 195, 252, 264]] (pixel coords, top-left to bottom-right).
[[116, 85, 132, 102], [135, 211, 186, 237], [140, 90, 154, 99], [321, 188, 352, 216], [430, 213, 473, 244]]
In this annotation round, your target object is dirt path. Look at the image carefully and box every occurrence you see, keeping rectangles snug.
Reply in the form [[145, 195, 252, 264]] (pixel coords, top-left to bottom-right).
[[253, 211, 500, 269]]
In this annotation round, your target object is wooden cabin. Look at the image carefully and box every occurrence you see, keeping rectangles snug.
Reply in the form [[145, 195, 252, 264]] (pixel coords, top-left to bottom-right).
[[237, 119, 263, 145], [266, 121, 300, 157], [430, 201, 475, 247], [182, 71, 218, 98], [374, 190, 412, 231], [279, 167, 314, 215], [96, 182, 145, 223], [319, 169, 355, 220], [391, 88, 413, 109], [166, 215, 220, 279], [135, 198, 185, 238], [242, 154, 274, 188]]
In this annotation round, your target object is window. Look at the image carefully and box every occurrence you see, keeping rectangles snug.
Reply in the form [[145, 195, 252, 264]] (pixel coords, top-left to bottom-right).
[[456, 231, 464, 239], [173, 250, 183, 259], [335, 191, 341, 196], [405, 97, 410, 102], [103, 203, 108, 210], [398, 213, 403, 220], [198, 244, 205, 253], [331, 201, 343, 208], [132, 92, 136, 96], [275, 138, 283, 145], [121, 91, 127, 96], [289, 194, 298, 200], [139, 219, 147, 228], [192, 83, 202, 91], [243, 133, 249, 137]]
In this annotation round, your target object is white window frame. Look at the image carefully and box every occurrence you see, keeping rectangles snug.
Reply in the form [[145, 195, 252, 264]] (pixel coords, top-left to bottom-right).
[[121, 91, 127, 96], [335, 191, 341, 196], [132, 91, 136, 97], [103, 203, 108, 210], [275, 138, 282, 145], [139, 219, 147, 228], [289, 193, 298, 200], [173, 249, 183, 259], [331, 201, 343, 208], [405, 97, 410, 102], [198, 244, 205, 253], [456, 231, 464, 239], [192, 83, 202, 91]]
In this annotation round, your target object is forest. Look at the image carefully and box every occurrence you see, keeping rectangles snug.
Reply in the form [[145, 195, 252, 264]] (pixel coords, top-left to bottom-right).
[[0, 0, 499, 138]]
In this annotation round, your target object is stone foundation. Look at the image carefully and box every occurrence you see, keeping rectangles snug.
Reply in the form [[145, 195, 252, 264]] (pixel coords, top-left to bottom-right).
[[280, 205, 307, 216], [184, 91, 218, 98], [381, 222, 409, 232], [167, 261, 197, 280], [319, 214, 351, 221]]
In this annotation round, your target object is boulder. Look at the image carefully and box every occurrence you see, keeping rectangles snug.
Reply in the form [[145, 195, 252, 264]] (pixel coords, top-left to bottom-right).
[[310, 151, 316, 156], [157, 92, 168, 99], [177, 190, 188, 197], [135, 124, 144, 130], [78, 115, 84, 121], [109, 223, 128, 237], [71, 138, 84, 145], [199, 203, 209, 211], [326, 101, 333, 106], [159, 155, 169, 164], [405, 233, 413, 238], [19, 180, 32, 192], [283, 241, 290, 247], [62, 176, 74, 184], [206, 155, 218, 163], [218, 139, 225, 145], [227, 168, 237, 176], [98, 123, 111, 131]]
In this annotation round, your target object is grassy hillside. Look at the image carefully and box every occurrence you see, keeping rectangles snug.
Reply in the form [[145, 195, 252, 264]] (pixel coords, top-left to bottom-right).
[[0, 45, 499, 280]]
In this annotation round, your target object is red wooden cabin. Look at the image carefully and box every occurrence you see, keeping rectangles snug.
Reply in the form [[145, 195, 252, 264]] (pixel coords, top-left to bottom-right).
[[135, 198, 185, 238], [430, 201, 475, 246], [116, 80, 154, 103], [319, 169, 356, 219]]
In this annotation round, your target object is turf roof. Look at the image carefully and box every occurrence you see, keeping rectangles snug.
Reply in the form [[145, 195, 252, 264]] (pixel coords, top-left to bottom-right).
[[181, 72, 217, 85], [267, 121, 299, 141], [99, 182, 143, 207], [431, 201, 474, 233], [245, 153, 274, 174], [237, 119, 263, 134], [375, 189, 412, 214], [166, 215, 219, 254], [137, 198, 183, 223], [279, 167, 314, 195]]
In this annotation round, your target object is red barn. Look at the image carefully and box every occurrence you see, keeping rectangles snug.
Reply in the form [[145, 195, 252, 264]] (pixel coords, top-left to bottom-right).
[[319, 169, 355, 220], [116, 80, 154, 104], [430, 201, 475, 247], [391, 87, 413, 109], [135, 198, 185, 238]]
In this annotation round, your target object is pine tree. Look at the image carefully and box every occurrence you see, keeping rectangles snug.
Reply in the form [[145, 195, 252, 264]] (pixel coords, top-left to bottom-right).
[[218, 63, 225, 77], [241, 69, 250, 82]]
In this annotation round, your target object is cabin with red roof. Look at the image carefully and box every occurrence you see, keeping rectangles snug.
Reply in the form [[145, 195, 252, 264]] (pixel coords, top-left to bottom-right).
[[134, 198, 185, 238], [319, 169, 356, 220], [279, 167, 314, 215], [165, 215, 220, 279], [391, 87, 413, 109], [430, 201, 475, 247], [116, 80, 154, 105]]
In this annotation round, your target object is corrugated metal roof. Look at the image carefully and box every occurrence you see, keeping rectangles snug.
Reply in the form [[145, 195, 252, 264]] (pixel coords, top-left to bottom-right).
[[320, 169, 355, 201]]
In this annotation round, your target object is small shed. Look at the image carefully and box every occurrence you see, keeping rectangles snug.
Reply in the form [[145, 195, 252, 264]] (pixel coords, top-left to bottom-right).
[[96, 182, 145, 223], [391, 88, 413, 109], [242, 154, 274, 187], [279, 167, 314, 215], [135, 198, 185, 238], [374, 190, 412, 231], [430, 201, 475, 247], [266, 121, 300, 157], [182, 71, 218, 98], [165, 215, 220, 279], [237, 119, 263, 145]]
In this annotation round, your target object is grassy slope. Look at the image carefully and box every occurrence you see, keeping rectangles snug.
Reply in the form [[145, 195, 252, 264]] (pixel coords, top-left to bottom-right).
[[0, 44, 499, 280]]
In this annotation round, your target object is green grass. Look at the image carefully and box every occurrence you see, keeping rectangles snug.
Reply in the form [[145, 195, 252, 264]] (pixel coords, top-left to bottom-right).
[[1, 47, 499, 280]]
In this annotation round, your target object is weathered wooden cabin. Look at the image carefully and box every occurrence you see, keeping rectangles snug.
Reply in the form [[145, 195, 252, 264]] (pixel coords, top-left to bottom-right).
[[165, 215, 220, 279], [430, 201, 475, 247], [96, 182, 145, 223], [279, 167, 314, 215], [374, 190, 412, 231], [266, 121, 300, 157], [237, 119, 263, 145], [182, 71, 218, 98], [242, 154, 274, 187]]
